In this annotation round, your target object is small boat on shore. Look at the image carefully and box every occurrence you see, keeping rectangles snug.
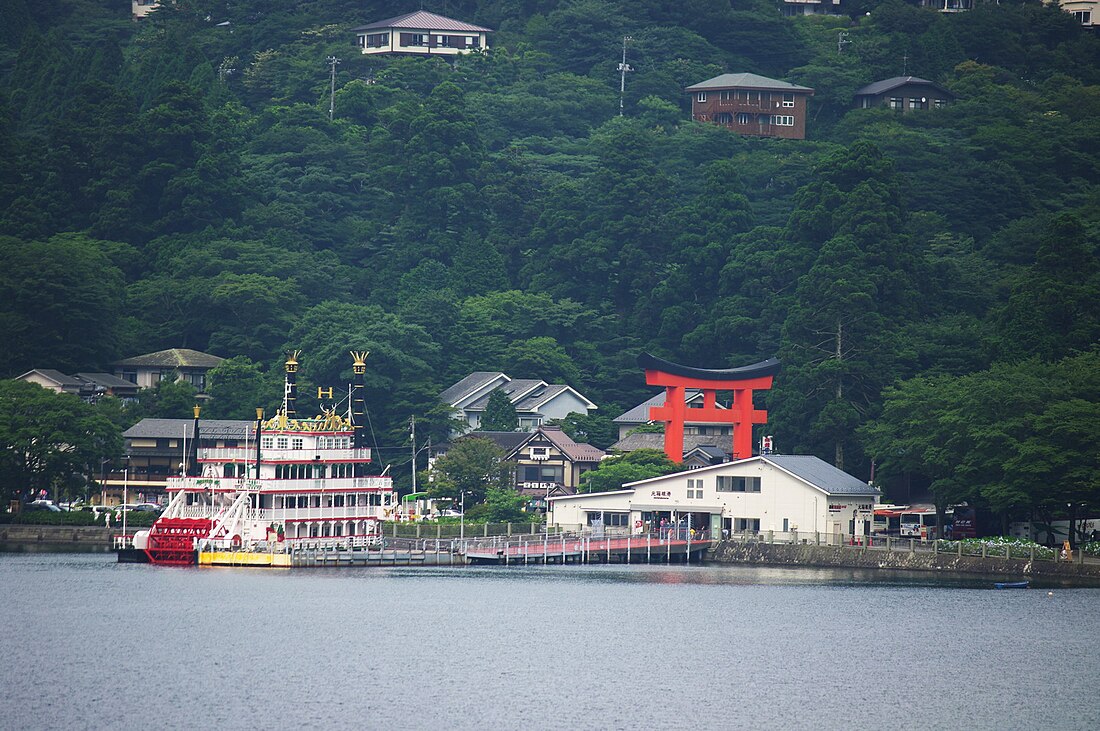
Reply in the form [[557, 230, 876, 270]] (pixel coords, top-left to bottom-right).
[[993, 580, 1030, 589]]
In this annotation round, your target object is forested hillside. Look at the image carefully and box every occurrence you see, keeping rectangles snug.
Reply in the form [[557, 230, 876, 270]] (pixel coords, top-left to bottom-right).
[[1, 0, 1098, 519]]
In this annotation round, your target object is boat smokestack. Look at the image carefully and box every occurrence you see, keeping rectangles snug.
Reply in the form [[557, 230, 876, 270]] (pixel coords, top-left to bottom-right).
[[284, 350, 301, 419], [187, 405, 201, 477], [350, 351, 369, 450]]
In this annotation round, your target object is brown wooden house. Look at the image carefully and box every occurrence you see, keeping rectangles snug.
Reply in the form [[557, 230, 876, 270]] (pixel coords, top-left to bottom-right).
[[686, 73, 814, 140]]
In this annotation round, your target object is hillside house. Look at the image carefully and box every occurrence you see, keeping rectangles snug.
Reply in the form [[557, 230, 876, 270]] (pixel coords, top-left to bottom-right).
[[15, 369, 140, 403], [854, 76, 954, 111], [686, 73, 814, 140], [132, 1, 159, 20], [780, 0, 842, 16], [441, 372, 597, 432], [354, 11, 492, 57], [1058, 0, 1097, 26], [112, 348, 224, 394]]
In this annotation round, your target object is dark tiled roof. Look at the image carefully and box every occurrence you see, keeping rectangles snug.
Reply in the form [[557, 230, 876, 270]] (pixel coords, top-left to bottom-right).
[[614, 390, 716, 424], [610, 432, 730, 457], [513, 383, 566, 410], [440, 372, 506, 406], [76, 372, 140, 390], [765, 455, 879, 496], [124, 418, 253, 440], [538, 426, 605, 463], [353, 10, 492, 33], [467, 379, 545, 410], [686, 73, 813, 93], [463, 431, 530, 454], [22, 369, 82, 387], [853, 76, 948, 96], [113, 349, 224, 369]]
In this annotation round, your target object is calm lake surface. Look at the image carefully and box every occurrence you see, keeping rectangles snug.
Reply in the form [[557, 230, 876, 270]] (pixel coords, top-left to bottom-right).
[[2, 553, 1098, 731]]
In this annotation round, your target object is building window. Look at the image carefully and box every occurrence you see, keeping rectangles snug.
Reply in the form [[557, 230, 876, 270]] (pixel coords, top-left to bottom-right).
[[734, 517, 760, 533], [720, 90, 732, 102], [933, 98, 948, 109], [363, 32, 388, 48], [1072, 10, 1091, 24], [909, 97, 928, 110], [782, 93, 795, 108], [276, 437, 288, 449], [736, 112, 752, 125], [261, 437, 274, 449], [687, 478, 703, 499], [120, 370, 137, 384], [588, 511, 629, 527], [772, 115, 794, 126], [400, 33, 427, 47], [713, 113, 732, 124], [889, 97, 903, 110], [520, 465, 563, 484], [291, 437, 303, 450], [697, 92, 707, 103], [716, 476, 761, 493]]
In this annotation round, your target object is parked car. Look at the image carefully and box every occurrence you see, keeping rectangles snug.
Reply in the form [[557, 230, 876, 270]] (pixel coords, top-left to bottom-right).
[[24, 501, 62, 512]]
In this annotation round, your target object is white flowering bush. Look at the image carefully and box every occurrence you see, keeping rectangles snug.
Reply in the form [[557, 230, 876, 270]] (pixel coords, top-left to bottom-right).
[[935, 536, 1055, 560]]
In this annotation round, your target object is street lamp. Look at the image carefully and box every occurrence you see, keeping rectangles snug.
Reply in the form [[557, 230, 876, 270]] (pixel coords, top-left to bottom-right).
[[459, 491, 465, 542]]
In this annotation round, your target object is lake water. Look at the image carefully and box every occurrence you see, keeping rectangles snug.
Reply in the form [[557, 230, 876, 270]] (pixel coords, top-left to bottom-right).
[[2, 553, 1098, 730]]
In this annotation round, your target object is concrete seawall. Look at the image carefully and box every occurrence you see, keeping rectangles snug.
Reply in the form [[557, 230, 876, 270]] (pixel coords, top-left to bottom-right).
[[708, 540, 1100, 584], [0, 525, 114, 552]]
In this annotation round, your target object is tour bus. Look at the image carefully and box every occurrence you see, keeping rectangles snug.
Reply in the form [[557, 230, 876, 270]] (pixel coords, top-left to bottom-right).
[[874, 506, 942, 539], [873, 506, 906, 536], [900, 510, 941, 539]]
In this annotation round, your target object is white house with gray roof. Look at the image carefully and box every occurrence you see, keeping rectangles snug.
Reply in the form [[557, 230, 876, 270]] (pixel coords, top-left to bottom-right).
[[441, 372, 598, 432], [354, 10, 492, 56], [548, 455, 879, 539]]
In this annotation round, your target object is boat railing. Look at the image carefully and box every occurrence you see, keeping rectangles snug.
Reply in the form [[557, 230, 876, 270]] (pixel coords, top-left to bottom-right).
[[200, 447, 373, 463]]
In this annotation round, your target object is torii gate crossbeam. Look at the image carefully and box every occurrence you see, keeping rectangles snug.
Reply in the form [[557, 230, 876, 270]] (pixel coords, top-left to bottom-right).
[[639, 353, 780, 463]]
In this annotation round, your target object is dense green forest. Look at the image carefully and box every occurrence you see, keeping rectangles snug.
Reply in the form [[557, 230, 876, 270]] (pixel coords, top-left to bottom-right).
[[1, 0, 1098, 522]]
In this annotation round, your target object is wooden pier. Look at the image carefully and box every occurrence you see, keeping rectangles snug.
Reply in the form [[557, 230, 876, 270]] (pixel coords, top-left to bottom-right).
[[460, 533, 714, 565]]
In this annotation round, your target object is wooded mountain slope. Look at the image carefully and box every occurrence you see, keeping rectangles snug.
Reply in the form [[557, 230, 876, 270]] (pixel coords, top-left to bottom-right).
[[1, 0, 1098, 517]]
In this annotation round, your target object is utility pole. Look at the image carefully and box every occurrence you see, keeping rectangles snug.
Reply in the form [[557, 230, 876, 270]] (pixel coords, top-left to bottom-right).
[[837, 31, 850, 54], [902, 52, 909, 76], [327, 55, 340, 120], [410, 415, 417, 496], [618, 36, 634, 116]]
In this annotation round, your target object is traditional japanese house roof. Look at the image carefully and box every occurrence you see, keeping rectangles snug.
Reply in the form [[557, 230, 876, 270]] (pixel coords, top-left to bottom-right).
[[353, 10, 492, 33], [685, 73, 814, 94]]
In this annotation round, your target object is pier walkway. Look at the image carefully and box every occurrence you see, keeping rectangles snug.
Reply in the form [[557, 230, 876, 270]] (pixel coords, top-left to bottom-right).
[[458, 532, 713, 564]]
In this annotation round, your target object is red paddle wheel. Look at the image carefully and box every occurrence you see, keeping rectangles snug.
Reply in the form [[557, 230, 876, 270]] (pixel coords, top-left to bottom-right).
[[144, 518, 212, 566]]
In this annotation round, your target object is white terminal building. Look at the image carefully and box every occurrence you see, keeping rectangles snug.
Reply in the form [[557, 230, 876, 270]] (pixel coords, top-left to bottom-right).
[[548, 455, 880, 539]]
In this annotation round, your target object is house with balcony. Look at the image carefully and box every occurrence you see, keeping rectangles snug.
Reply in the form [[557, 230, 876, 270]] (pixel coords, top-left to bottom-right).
[[780, 0, 842, 16], [112, 348, 223, 395], [354, 10, 492, 57], [686, 73, 814, 140], [920, 0, 972, 11], [854, 76, 954, 111], [132, 0, 159, 20], [1058, 0, 1097, 26], [441, 372, 598, 432]]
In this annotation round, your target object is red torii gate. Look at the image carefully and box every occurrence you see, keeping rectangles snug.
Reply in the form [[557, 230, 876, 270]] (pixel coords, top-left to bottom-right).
[[639, 353, 780, 463]]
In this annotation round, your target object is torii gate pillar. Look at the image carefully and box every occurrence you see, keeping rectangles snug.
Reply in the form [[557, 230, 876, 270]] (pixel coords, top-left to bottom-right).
[[639, 353, 780, 463]]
